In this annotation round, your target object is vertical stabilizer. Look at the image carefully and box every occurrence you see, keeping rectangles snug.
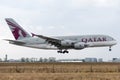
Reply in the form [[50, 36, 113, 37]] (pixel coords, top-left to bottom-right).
[[5, 18, 31, 40]]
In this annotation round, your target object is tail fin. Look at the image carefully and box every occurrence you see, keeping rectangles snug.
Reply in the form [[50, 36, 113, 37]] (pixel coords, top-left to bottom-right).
[[5, 18, 31, 40]]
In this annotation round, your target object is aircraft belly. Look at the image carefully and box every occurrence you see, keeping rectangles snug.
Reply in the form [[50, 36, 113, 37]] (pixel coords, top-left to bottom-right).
[[88, 41, 116, 47], [25, 41, 116, 50]]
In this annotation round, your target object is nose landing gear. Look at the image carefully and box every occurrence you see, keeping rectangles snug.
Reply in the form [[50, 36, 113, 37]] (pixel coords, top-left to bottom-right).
[[109, 46, 112, 51]]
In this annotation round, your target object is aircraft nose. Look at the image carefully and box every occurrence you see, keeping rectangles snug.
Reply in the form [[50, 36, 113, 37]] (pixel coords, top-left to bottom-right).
[[113, 40, 117, 45]]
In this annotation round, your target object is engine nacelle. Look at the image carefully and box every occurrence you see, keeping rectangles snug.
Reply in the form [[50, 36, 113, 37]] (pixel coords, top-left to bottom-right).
[[74, 42, 88, 49], [61, 40, 74, 46]]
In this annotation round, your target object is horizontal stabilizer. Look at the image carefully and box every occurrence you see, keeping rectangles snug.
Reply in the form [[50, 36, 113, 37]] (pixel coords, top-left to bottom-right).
[[4, 39, 26, 45]]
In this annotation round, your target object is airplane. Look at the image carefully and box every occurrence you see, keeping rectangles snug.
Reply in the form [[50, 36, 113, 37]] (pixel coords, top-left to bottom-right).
[[5, 18, 117, 53]]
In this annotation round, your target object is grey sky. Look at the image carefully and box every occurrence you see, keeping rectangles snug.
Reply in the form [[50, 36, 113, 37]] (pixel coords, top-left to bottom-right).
[[0, 0, 119, 61]]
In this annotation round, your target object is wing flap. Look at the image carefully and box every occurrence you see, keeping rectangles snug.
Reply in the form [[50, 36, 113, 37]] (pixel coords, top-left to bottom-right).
[[32, 33, 61, 47]]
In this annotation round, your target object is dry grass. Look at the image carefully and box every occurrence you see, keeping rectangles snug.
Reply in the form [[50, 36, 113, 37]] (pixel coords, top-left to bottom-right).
[[0, 62, 120, 73], [0, 62, 120, 80], [0, 73, 120, 80]]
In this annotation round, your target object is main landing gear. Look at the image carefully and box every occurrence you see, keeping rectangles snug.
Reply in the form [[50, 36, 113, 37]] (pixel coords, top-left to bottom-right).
[[57, 50, 69, 54]]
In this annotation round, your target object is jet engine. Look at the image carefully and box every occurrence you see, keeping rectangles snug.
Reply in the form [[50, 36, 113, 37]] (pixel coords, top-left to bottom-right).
[[74, 42, 88, 49], [61, 40, 74, 46]]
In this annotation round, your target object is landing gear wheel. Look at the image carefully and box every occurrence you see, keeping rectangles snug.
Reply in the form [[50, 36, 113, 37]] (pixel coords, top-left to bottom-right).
[[57, 50, 69, 54], [63, 50, 69, 54], [57, 50, 62, 53], [65, 51, 69, 53], [109, 48, 112, 51], [109, 46, 112, 51]]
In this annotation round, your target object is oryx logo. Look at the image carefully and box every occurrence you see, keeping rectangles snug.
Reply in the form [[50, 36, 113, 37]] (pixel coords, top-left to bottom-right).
[[6, 20, 27, 40]]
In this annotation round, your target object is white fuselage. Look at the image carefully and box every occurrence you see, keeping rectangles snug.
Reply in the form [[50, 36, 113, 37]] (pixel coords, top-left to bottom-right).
[[5, 18, 117, 53], [13, 35, 117, 50]]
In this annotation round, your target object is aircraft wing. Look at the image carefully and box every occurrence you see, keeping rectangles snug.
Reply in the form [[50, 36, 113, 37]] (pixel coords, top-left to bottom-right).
[[34, 34, 61, 47], [4, 39, 26, 45]]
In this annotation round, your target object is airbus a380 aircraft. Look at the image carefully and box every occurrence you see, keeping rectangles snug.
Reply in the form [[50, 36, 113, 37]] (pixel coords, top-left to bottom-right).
[[5, 18, 117, 53]]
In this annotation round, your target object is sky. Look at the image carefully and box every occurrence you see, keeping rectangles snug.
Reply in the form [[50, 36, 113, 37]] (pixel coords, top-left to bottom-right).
[[0, 0, 120, 61]]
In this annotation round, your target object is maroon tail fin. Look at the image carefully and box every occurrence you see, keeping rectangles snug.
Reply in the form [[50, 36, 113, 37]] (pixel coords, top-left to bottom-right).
[[5, 18, 31, 40]]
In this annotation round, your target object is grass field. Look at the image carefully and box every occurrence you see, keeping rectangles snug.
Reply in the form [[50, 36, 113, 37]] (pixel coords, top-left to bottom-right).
[[0, 73, 120, 80], [0, 62, 120, 80]]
